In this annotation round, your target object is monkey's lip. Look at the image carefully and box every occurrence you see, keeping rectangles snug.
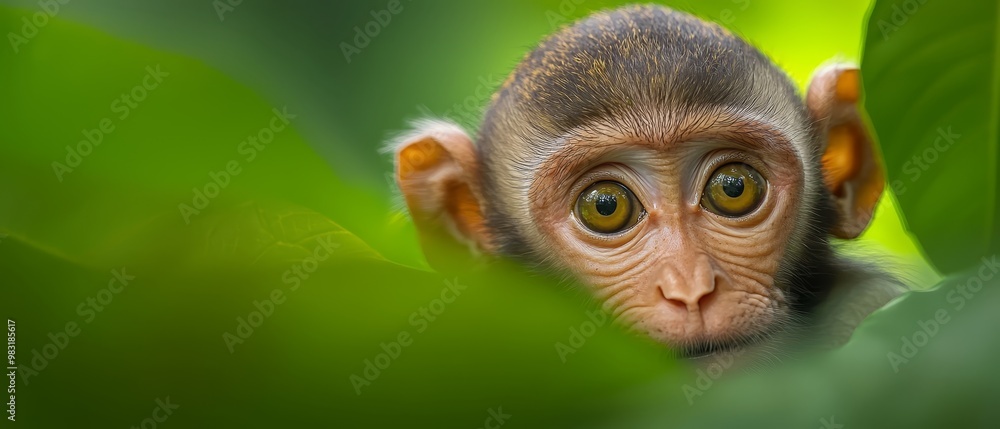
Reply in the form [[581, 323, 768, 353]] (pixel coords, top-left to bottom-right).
[[674, 331, 772, 360], [680, 348, 718, 359], [676, 341, 731, 359]]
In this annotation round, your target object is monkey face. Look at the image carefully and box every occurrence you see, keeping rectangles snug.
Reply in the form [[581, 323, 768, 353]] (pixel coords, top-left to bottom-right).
[[392, 5, 885, 358], [525, 118, 806, 356]]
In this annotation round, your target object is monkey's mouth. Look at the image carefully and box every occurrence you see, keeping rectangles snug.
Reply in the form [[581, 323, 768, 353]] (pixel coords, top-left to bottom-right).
[[674, 330, 773, 360], [622, 295, 785, 359], [677, 341, 739, 359]]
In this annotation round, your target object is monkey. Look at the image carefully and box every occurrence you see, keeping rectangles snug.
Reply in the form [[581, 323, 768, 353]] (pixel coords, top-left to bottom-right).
[[390, 5, 906, 361]]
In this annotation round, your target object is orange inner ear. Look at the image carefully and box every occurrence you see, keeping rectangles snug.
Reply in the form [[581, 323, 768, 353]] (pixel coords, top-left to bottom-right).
[[857, 164, 885, 214], [398, 138, 445, 178], [821, 124, 861, 196], [445, 182, 488, 244], [835, 69, 860, 103]]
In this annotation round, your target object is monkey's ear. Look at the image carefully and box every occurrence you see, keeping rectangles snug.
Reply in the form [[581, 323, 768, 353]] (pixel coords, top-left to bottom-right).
[[807, 64, 885, 239], [392, 120, 495, 269]]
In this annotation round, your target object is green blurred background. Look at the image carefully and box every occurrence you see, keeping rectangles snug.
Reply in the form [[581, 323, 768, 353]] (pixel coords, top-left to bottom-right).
[[0, 0, 996, 428]]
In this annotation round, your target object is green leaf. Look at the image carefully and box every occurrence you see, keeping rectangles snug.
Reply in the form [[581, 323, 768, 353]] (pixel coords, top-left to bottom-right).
[[861, 0, 1000, 274]]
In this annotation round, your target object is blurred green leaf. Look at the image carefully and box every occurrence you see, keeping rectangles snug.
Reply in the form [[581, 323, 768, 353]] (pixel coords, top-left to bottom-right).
[[861, 0, 999, 274]]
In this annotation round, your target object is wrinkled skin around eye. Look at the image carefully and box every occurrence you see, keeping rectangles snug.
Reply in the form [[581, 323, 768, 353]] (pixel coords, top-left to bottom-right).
[[526, 129, 805, 358]]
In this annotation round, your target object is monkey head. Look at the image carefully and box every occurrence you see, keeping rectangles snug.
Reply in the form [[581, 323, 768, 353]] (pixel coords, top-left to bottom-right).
[[392, 6, 884, 356]]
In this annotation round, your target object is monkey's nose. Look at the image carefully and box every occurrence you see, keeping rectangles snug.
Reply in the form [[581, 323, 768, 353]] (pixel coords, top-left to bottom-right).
[[660, 281, 716, 311], [657, 257, 718, 312]]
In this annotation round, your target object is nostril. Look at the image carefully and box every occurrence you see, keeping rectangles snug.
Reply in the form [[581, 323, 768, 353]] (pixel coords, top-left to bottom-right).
[[695, 287, 717, 309]]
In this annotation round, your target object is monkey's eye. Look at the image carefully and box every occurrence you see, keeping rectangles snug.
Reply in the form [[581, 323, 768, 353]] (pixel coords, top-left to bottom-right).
[[575, 181, 643, 234], [701, 163, 766, 217]]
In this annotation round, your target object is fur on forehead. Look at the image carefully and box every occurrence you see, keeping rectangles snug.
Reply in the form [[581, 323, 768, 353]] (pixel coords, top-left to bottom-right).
[[478, 5, 810, 145], [475, 4, 822, 259]]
